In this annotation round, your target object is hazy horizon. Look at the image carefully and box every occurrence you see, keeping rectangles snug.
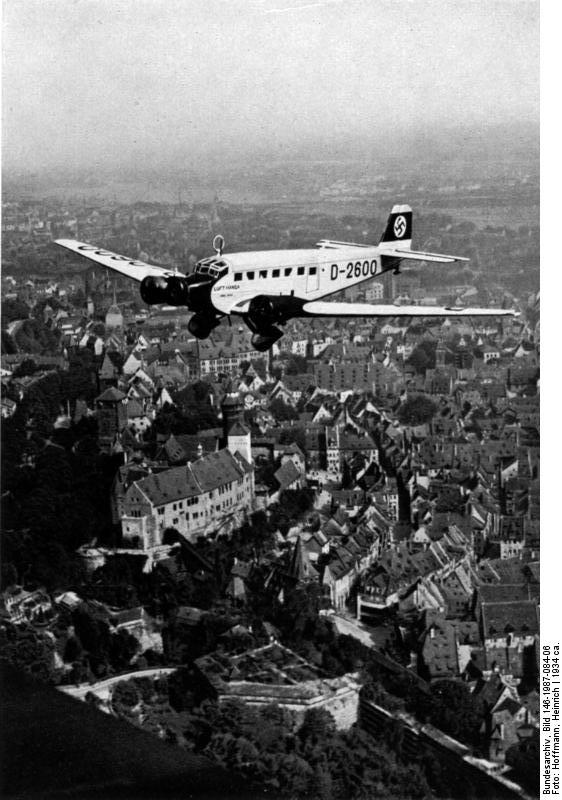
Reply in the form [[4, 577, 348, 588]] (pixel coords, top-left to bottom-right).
[[3, 0, 539, 175]]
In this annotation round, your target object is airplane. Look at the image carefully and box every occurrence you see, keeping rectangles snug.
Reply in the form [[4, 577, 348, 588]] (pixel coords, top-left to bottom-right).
[[55, 204, 517, 351]]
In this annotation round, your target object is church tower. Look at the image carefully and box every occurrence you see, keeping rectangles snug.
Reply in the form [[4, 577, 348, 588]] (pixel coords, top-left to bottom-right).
[[435, 337, 446, 370], [95, 387, 128, 453], [105, 285, 123, 331], [221, 392, 252, 465]]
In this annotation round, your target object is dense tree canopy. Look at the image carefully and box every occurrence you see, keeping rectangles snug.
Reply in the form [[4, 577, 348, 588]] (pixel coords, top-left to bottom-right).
[[397, 394, 437, 426], [406, 340, 437, 374], [269, 397, 298, 421]]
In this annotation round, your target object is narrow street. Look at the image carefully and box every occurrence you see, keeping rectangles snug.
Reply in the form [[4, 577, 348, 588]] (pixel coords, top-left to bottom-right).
[[331, 610, 377, 648]]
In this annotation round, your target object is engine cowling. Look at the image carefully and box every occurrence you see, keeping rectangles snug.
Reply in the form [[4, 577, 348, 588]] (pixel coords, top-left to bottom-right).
[[140, 275, 190, 306], [139, 273, 214, 308]]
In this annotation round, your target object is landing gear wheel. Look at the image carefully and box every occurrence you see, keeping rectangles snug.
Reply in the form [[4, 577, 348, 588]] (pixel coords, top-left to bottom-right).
[[188, 314, 215, 339], [251, 327, 283, 352]]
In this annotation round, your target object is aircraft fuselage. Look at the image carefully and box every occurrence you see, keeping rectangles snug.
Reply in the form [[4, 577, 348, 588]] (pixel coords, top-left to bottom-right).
[[209, 245, 387, 316]]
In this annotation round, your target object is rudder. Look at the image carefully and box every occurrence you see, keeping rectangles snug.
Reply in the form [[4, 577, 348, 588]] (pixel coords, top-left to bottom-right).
[[380, 204, 412, 246]]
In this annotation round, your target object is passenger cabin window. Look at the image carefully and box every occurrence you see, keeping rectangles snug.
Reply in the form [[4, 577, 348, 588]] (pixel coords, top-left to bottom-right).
[[284, 268, 292, 276], [247, 271, 255, 280], [234, 272, 242, 281], [259, 270, 267, 279], [309, 267, 317, 275], [297, 266, 305, 276], [272, 269, 280, 278]]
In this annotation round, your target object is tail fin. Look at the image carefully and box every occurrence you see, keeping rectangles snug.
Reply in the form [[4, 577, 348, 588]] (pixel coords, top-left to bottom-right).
[[378, 204, 469, 264], [380, 204, 412, 249]]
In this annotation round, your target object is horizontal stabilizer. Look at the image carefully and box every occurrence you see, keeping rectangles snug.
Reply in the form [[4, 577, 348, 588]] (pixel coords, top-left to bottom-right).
[[302, 300, 517, 318], [316, 240, 371, 249], [380, 248, 469, 264]]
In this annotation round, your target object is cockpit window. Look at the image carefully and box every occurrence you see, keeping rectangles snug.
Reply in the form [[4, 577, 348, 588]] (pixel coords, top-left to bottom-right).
[[195, 258, 228, 278]]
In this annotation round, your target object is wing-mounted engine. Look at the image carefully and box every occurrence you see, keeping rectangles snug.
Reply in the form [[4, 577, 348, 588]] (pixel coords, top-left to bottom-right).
[[140, 275, 189, 306], [140, 273, 215, 308]]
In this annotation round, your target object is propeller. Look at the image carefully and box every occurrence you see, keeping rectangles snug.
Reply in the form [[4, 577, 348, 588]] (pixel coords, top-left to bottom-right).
[[213, 234, 225, 256]]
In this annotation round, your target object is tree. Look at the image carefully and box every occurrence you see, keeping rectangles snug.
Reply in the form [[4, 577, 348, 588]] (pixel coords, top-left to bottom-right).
[[278, 426, 307, 455], [1, 298, 30, 324], [285, 354, 309, 375], [12, 358, 39, 378], [406, 340, 436, 374], [397, 394, 437, 426], [0, 623, 59, 683], [112, 680, 140, 712], [299, 707, 336, 746], [428, 679, 484, 746], [269, 397, 298, 421]]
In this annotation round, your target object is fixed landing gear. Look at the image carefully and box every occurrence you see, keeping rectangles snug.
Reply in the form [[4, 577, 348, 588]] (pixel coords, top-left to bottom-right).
[[188, 312, 221, 339], [251, 327, 283, 352]]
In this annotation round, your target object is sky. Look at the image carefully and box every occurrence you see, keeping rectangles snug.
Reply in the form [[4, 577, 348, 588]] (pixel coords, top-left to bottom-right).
[[2, 0, 539, 173]]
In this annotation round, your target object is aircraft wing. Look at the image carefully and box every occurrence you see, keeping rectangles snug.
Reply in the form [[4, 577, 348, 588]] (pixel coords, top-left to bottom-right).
[[302, 301, 517, 318], [55, 239, 182, 282], [379, 248, 469, 263]]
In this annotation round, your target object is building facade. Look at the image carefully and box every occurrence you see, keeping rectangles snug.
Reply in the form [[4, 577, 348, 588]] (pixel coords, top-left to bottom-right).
[[120, 448, 254, 549]]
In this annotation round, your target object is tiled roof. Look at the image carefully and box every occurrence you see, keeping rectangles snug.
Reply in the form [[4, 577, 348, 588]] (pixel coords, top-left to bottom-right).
[[135, 466, 201, 506], [133, 448, 247, 506], [96, 386, 126, 402], [477, 584, 531, 605], [481, 600, 539, 639], [274, 460, 300, 491], [161, 431, 221, 463], [126, 399, 145, 419], [228, 421, 250, 436], [191, 450, 247, 492], [420, 612, 459, 677]]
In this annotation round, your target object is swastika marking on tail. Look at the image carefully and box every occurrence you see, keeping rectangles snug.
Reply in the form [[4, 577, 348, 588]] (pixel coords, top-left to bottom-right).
[[394, 215, 407, 238]]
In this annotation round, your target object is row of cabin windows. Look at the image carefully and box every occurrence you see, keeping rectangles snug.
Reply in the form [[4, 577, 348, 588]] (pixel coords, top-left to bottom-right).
[[233, 266, 317, 282]]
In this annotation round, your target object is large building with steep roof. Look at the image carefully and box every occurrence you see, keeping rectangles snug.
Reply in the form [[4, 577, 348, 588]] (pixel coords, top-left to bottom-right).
[[120, 448, 254, 549], [479, 598, 539, 679]]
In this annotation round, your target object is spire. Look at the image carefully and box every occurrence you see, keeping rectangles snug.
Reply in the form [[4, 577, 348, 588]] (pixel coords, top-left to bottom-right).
[[287, 536, 310, 581], [435, 335, 446, 369]]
